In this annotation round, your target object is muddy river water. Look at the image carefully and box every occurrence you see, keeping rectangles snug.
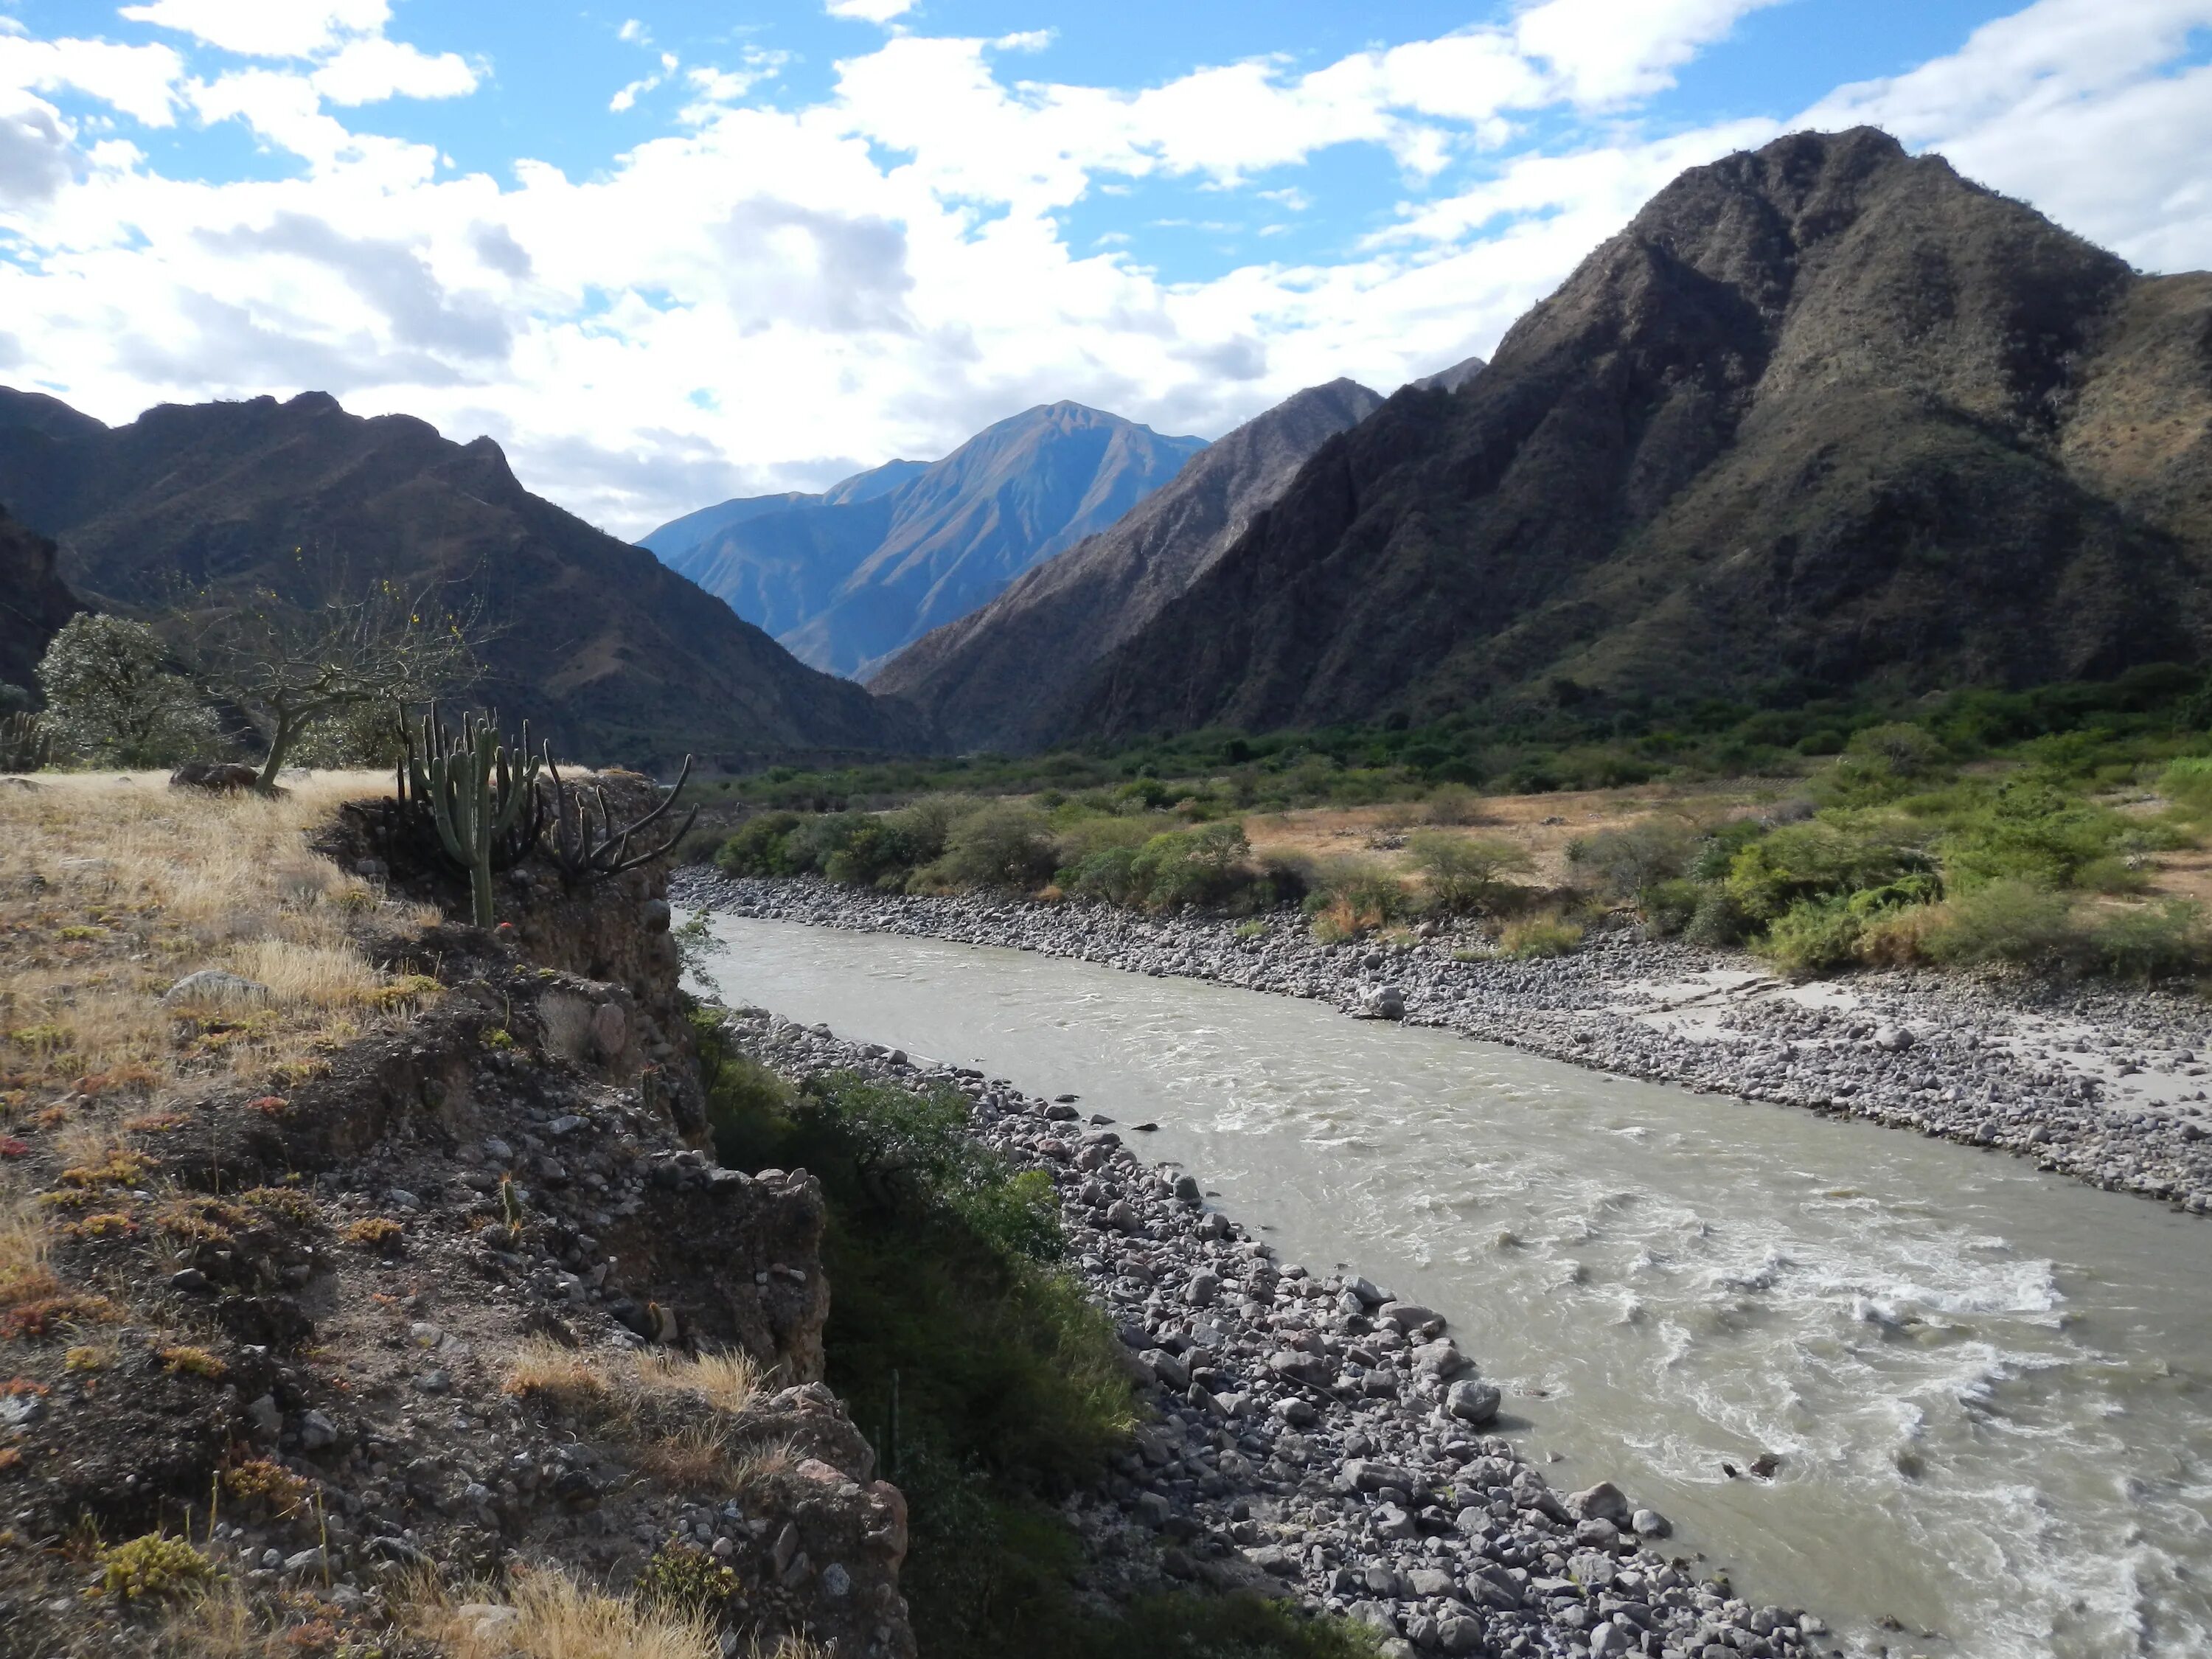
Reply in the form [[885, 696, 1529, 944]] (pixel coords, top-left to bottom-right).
[[698, 916, 2212, 1658]]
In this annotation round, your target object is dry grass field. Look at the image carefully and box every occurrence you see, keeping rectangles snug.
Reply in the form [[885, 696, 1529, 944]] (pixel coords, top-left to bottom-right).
[[0, 773, 442, 1270]]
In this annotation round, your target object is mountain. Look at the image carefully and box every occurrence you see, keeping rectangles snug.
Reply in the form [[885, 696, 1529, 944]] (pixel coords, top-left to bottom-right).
[[869, 379, 1385, 749], [1408, 355, 1487, 393], [1048, 128, 2212, 745], [640, 459, 928, 566], [0, 388, 921, 765], [647, 403, 1207, 678], [0, 504, 80, 693]]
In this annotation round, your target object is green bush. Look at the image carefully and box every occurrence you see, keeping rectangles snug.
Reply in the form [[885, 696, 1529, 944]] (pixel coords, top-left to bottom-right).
[[1936, 779, 2128, 892], [1130, 821, 1252, 908], [715, 812, 801, 876], [2086, 900, 2211, 982], [2160, 755, 2212, 814], [1568, 820, 1696, 902], [1723, 820, 1935, 922], [1918, 880, 2078, 968], [1757, 896, 1865, 978], [1499, 914, 1582, 958], [1408, 832, 1531, 914], [932, 802, 1059, 889]]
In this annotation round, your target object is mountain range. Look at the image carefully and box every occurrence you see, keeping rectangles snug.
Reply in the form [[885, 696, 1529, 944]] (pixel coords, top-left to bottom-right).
[[642, 403, 1206, 678], [958, 128, 2212, 745], [0, 388, 917, 765], [868, 378, 1390, 749]]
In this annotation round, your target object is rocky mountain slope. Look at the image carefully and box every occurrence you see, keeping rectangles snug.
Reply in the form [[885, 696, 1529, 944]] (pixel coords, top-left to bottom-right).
[[647, 403, 1206, 678], [0, 504, 78, 692], [0, 389, 919, 767], [1049, 128, 2212, 744], [869, 380, 1384, 751]]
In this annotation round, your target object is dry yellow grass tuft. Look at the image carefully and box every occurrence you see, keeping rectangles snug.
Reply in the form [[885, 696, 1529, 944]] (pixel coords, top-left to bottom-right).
[[0, 770, 439, 1124], [633, 1347, 766, 1416], [424, 1564, 720, 1659], [504, 1338, 619, 1413]]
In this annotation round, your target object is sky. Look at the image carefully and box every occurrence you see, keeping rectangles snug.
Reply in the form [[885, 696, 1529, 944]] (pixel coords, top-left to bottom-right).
[[1, 1, 2208, 538]]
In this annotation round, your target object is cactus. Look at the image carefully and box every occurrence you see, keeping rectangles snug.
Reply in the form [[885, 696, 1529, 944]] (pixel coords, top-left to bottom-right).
[[543, 751, 699, 888], [498, 1175, 524, 1231], [1, 711, 49, 773], [404, 709, 544, 928]]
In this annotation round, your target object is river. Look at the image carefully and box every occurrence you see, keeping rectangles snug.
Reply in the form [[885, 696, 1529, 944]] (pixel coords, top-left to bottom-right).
[[695, 915, 2212, 1659]]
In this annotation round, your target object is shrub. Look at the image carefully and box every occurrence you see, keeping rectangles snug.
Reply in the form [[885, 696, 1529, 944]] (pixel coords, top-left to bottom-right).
[[1917, 880, 2078, 968], [1423, 784, 1489, 826], [1567, 820, 1695, 902], [2086, 900, 2211, 982], [1937, 779, 2129, 892], [2159, 756, 2212, 815], [1129, 821, 1251, 909], [1723, 821, 1935, 922], [1498, 914, 1582, 958], [715, 813, 801, 877], [35, 613, 225, 768], [931, 803, 1057, 890], [636, 1536, 743, 1618], [1305, 863, 1407, 942], [1408, 834, 1531, 914], [1682, 887, 1754, 947], [98, 1533, 221, 1602], [1756, 897, 1865, 978], [1817, 722, 1949, 805], [782, 812, 868, 876]]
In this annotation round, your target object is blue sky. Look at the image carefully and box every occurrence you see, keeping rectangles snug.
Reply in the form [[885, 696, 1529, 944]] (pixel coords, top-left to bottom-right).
[[2, 0, 2208, 534]]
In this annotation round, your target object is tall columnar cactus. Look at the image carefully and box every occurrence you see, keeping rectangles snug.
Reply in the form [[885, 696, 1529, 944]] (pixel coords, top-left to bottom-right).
[[408, 710, 543, 928], [0, 712, 49, 774]]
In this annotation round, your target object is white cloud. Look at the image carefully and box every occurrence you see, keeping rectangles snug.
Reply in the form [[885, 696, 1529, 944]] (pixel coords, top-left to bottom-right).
[[311, 37, 477, 104], [826, 0, 917, 23], [119, 0, 391, 59], [1512, 0, 1787, 105], [2, 0, 2206, 543], [618, 19, 651, 46]]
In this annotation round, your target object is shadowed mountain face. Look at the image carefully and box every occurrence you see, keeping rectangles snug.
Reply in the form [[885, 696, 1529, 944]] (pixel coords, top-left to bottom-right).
[[645, 403, 1207, 678], [0, 504, 80, 693], [869, 379, 1386, 750], [1045, 128, 2212, 745], [0, 389, 921, 766]]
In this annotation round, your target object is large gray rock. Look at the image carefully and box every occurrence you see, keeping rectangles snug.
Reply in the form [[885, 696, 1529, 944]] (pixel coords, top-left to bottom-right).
[[1445, 1379, 1502, 1425]]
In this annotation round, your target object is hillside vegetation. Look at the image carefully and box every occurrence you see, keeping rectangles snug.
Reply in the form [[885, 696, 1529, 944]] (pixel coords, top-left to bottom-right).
[[704, 665, 2212, 984]]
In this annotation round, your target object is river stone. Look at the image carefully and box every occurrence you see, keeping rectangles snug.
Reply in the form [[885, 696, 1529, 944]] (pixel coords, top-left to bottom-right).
[[1343, 1458, 1419, 1494], [1446, 1379, 1502, 1425], [1144, 1349, 1191, 1391], [1173, 1173, 1203, 1206], [1411, 1338, 1471, 1379], [1378, 1301, 1441, 1334], [1268, 1351, 1332, 1388], [1632, 1507, 1672, 1538], [1571, 1481, 1632, 1524], [1186, 1270, 1222, 1307]]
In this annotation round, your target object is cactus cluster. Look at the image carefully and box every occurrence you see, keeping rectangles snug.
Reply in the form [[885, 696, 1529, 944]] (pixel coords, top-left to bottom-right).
[[395, 706, 697, 930], [402, 709, 545, 928], [545, 752, 699, 886], [1, 710, 49, 773]]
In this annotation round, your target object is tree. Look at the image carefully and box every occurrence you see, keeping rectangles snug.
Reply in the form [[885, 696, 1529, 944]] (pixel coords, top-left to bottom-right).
[[1408, 832, 1533, 914], [184, 579, 479, 791], [35, 613, 223, 768], [1568, 820, 1698, 902]]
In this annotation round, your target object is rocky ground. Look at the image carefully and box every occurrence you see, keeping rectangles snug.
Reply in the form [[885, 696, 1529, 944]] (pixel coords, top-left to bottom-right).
[[1, 803, 911, 1658], [717, 1004, 1837, 1659], [675, 872, 2212, 1214]]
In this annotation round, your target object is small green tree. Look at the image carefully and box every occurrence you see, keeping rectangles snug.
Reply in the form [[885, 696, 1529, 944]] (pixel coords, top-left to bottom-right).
[[35, 613, 222, 768], [1408, 832, 1532, 914]]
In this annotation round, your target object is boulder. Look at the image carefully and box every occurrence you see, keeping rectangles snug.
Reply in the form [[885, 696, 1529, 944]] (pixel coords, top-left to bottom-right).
[[1445, 1379, 1501, 1425]]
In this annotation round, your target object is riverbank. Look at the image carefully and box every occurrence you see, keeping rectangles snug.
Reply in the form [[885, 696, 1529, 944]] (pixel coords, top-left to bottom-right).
[[711, 999, 1837, 1659], [673, 871, 2212, 1212]]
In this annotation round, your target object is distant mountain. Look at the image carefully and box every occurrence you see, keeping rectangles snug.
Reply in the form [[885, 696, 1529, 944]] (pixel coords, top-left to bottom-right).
[[1408, 355, 1487, 393], [869, 379, 1385, 749], [641, 459, 928, 566], [0, 389, 921, 766], [0, 504, 79, 693], [1048, 128, 2212, 745], [646, 403, 1206, 677]]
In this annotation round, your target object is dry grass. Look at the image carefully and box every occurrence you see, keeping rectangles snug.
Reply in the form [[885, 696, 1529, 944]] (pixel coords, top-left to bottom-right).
[[507, 1340, 785, 1493], [0, 771, 439, 1126], [420, 1565, 720, 1659], [633, 1347, 765, 1416]]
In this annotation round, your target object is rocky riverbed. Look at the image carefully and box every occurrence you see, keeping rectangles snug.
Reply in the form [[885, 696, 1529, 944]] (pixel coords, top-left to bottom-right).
[[717, 1002, 1837, 1659], [675, 871, 2212, 1213]]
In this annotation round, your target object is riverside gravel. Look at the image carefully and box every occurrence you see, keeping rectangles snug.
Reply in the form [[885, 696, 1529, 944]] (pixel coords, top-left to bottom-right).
[[675, 871, 2212, 1213]]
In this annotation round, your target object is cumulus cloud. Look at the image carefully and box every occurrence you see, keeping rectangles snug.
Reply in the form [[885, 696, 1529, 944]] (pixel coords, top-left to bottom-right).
[[826, 0, 918, 23], [1, 0, 2205, 540], [119, 0, 392, 59]]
